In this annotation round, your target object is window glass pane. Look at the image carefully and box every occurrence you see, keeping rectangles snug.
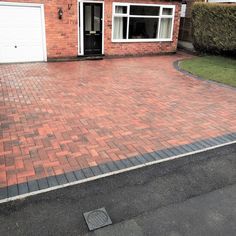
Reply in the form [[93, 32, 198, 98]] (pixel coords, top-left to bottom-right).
[[130, 6, 160, 16], [113, 17, 127, 39], [128, 18, 159, 39], [115, 6, 127, 14], [162, 8, 173, 15], [159, 18, 172, 38], [85, 5, 92, 31], [94, 5, 101, 31]]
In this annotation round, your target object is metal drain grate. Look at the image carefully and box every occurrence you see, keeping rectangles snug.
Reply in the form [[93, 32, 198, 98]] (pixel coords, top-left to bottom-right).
[[83, 207, 112, 231]]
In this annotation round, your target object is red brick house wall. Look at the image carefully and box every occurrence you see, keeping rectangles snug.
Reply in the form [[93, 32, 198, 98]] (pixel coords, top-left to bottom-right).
[[0, 0, 181, 59]]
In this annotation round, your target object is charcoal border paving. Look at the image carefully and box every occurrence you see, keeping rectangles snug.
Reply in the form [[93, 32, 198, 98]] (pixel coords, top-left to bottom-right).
[[18, 183, 29, 195], [0, 132, 235, 201]]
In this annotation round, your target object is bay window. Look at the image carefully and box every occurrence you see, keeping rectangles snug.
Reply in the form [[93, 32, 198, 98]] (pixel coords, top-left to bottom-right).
[[112, 3, 175, 42]]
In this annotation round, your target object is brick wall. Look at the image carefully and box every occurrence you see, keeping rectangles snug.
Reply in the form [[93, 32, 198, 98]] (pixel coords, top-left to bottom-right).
[[43, 0, 78, 58], [104, 0, 181, 56], [0, 0, 180, 58]]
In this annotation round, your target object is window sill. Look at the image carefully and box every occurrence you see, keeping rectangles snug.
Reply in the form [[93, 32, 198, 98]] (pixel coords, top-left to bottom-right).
[[112, 39, 173, 43]]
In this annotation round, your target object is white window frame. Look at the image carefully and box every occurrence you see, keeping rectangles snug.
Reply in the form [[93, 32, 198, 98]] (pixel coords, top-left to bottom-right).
[[112, 2, 175, 43]]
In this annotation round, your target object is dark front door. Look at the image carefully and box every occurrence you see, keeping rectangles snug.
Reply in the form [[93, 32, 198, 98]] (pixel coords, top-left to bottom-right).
[[84, 3, 103, 55]]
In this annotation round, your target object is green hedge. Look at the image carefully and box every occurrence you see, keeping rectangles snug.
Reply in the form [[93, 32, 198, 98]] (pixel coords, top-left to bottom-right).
[[192, 3, 236, 55]]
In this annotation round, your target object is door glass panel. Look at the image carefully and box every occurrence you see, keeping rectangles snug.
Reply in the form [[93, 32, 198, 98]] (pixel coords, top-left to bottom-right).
[[94, 5, 101, 31], [85, 5, 92, 31]]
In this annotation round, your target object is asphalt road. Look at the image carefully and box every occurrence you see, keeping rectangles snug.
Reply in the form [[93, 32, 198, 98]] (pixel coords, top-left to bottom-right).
[[86, 184, 236, 236], [0, 144, 235, 236]]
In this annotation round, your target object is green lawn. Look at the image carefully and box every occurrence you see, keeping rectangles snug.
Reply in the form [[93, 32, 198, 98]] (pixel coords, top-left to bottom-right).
[[179, 56, 236, 87]]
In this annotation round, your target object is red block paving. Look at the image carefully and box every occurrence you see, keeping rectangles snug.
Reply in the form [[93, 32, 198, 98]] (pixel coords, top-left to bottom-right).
[[0, 53, 236, 188]]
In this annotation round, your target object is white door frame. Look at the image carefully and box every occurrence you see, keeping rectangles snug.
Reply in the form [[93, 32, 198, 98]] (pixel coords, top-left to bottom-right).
[[77, 0, 104, 56], [0, 1, 47, 62]]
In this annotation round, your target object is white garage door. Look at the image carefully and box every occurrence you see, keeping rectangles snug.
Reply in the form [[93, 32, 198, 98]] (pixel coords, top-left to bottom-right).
[[0, 3, 46, 63]]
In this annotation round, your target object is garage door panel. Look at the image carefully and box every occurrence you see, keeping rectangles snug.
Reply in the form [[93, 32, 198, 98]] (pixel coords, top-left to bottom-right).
[[0, 4, 46, 63], [0, 6, 42, 26], [16, 45, 44, 62], [0, 30, 43, 44], [0, 46, 15, 62], [0, 45, 44, 63]]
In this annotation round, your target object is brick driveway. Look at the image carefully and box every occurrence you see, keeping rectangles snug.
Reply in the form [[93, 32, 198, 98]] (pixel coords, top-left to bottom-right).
[[1, 53, 236, 195]]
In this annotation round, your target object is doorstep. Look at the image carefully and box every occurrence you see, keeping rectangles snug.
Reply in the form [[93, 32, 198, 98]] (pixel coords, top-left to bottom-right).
[[47, 55, 104, 62]]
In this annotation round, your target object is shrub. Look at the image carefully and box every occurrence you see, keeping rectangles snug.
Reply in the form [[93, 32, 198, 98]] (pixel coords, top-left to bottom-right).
[[192, 3, 236, 55]]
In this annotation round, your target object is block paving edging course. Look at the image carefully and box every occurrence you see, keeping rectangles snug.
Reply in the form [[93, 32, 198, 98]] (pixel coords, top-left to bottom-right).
[[0, 132, 235, 203]]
